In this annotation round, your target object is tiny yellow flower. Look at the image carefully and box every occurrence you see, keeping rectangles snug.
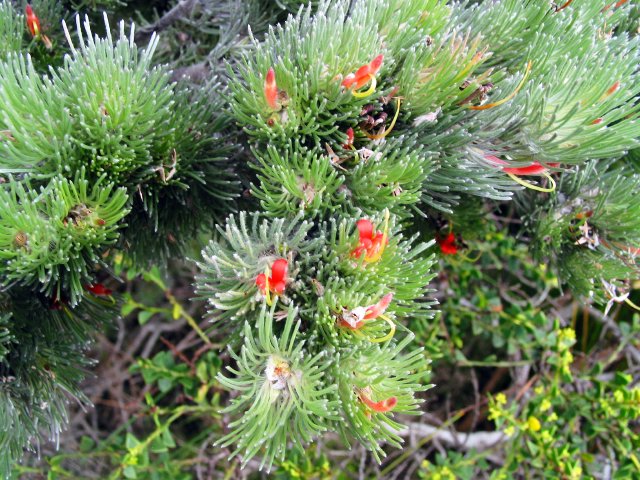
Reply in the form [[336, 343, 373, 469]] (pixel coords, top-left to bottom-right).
[[438, 466, 456, 480], [504, 425, 516, 437], [569, 465, 583, 480], [540, 430, 553, 443], [548, 412, 558, 422], [534, 385, 545, 395], [527, 416, 542, 432], [540, 398, 552, 411], [488, 405, 502, 421], [495, 393, 507, 405], [559, 328, 576, 342]]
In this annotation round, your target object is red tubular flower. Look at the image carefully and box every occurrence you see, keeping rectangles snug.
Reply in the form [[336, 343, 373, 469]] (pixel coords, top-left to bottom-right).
[[256, 258, 288, 295], [25, 5, 52, 49], [25, 5, 40, 36], [436, 232, 458, 255], [84, 283, 113, 296], [264, 67, 278, 110], [351, 219, 387, 262], [359, 389, 397, 413], [502, 163, 549, 175], [342, 54, 384, 90], [484, 154, 559, 176]]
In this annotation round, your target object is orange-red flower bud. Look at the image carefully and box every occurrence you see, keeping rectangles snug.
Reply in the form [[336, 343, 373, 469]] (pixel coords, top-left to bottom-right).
[[343, 127, 355, 149], [264, 67, 278, 110]]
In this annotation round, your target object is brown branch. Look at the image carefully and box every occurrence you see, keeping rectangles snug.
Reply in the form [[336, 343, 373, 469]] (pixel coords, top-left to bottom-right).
[[135, 0, 200, 43]]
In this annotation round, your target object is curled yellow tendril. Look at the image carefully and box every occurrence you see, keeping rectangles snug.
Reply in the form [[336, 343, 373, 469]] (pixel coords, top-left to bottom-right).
[[470, 61, 532, 111], [624, 297, 640, 312], [460, 250, 483, 263], [352, 74, 377, 98], [507, 171, 556, 193], [367, 314, 396, 343], [366, 98, 402, 140]]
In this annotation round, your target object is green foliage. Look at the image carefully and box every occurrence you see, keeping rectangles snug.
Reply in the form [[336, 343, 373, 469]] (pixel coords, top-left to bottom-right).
[[4, 0, 640, 478], [0, 287, 114, 476], [485, 323, 640, 479], [419, 451, 488, 480], [525, 161, 640, 302], [437, 229, 561, 358], [251, 145, 347, 219], [0, 173, 128, 305], [333, 335, 431, 461], [0, 5, 234, 474], [217, 306, 340, 470], [196, 210, 436, 465], [0, 2, 23, 59], [196, 212, 317, 328], [0, 13, 237, 264]]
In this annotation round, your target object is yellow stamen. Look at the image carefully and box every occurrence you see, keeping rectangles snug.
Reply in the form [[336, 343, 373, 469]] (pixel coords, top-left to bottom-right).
[[470, 61, 532, 111], [353, 74, 377, 98], [263, 266, 273, 307], [366, 98, 401, 140], [368, 314, 396, 343], [507, 171, 556, 193]]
